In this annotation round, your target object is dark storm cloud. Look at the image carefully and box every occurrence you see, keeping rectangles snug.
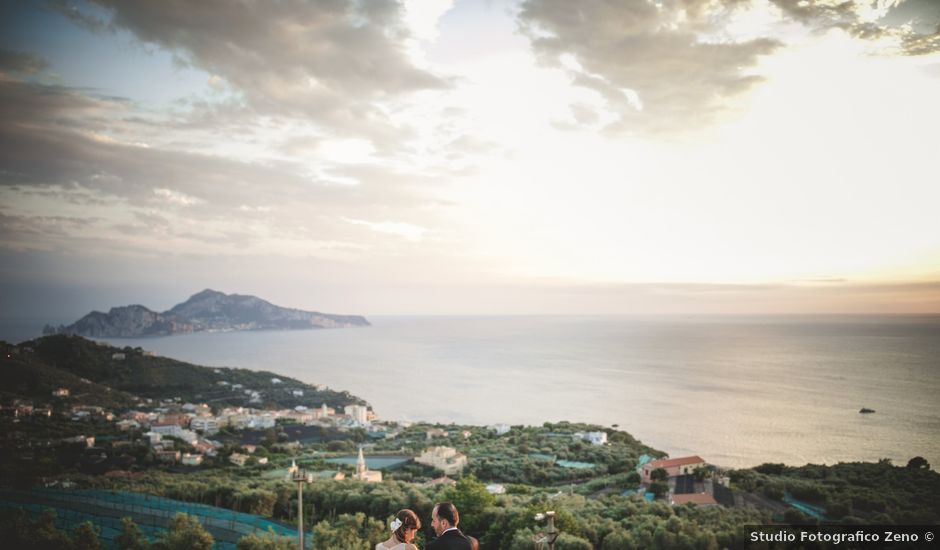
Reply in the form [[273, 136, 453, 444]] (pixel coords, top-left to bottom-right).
[[516, 0, 781, 135]]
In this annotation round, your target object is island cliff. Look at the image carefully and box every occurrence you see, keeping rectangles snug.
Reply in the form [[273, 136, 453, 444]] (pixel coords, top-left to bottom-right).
[[47, 289, 370, 337]]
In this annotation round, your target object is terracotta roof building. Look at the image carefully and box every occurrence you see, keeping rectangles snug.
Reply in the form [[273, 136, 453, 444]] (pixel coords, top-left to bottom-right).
[[641, 455, 706, 483]]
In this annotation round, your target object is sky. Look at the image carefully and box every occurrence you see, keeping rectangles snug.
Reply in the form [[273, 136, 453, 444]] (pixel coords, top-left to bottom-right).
[[1, 0, 940, 320]]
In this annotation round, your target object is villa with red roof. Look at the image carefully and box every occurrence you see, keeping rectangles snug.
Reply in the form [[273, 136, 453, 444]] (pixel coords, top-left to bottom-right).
[[640, 455, 707, 483]]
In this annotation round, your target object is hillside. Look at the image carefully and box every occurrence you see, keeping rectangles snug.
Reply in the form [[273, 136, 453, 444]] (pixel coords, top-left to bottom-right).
[[2, 334, 366, 411], [49, 289, 370, 337]]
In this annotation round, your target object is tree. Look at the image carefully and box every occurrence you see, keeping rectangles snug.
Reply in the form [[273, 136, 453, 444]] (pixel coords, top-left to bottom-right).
[[650, 468, 668, 482], [442, 475, 496, 534], [73, 521, 101, 550], [115, 517, 150, 550], [601, 529, 637, 550], [783, 508, 816, 526], [152, 513, 214, 550], [554, 532, 594, 550], [237, 527, 296, 550], [907, 456, 930, 470], [648, 481, 669, 499], [311, 513, 384, 550], [35, 510, 74, 550]]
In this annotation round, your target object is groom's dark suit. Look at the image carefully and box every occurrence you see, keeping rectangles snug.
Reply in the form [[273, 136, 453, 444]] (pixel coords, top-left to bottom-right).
[[427, 528, 472, 550]]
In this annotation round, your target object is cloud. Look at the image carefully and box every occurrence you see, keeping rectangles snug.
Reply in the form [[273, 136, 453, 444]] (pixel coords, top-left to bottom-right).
[[0, 75, 450, 259], [153, 187, 204, 206], [0, 49, 49, 75], [770, 0, 940, 55], [516, 0, 782, 135], [343, 217, 428, 241], [53, 0, 449, 146]]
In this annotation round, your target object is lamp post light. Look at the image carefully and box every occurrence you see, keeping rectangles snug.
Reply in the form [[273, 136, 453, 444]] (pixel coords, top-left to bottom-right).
[[534, 510, 559, 550], [288, 460, 312, 550]]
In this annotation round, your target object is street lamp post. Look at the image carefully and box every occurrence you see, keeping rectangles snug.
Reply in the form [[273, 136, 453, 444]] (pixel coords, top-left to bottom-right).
[[288, 460, 312, 550], [534, 510, 559, 550]]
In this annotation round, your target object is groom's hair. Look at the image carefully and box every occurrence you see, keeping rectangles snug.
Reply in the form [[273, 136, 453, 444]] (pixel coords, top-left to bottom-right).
[[435, 502, 459, 527]]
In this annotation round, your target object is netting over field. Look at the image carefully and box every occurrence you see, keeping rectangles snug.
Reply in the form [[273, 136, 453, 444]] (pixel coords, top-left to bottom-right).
[[0, 488, 309, 549]]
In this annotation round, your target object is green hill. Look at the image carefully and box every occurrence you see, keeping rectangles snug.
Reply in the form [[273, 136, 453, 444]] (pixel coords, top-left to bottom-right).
[[2, 334, 366, 411]]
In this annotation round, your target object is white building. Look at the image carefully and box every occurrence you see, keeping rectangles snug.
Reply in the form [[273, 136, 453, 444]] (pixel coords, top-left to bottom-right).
[[151, 424, 197, 444], [190, 417, 220, 435], [416, 446, 468, 476], [486, 484, 506, 495], [575, 431, 608, 445], [116, 419, 140, 431], [247, 414, 275, 429], [353, 446, 382, 483], [345, 404, 369, 425], [182, 453, 203, 466], [292, 389, 304, 397], [489, 424, 511, 436]]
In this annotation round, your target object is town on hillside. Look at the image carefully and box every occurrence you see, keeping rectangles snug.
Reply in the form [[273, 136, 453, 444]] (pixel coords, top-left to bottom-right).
[[2, 337, 937, 549]]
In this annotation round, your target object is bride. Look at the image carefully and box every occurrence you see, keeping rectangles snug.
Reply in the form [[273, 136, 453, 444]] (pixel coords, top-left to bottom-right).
[[376, 509, 421, 550]]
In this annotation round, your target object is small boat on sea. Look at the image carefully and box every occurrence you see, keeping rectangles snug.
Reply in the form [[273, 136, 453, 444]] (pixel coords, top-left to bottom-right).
[[859, 407, 875, 414]]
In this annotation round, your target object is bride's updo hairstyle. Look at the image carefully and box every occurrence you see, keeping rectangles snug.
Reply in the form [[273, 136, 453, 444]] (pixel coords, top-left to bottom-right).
[[393, 509, 421, 543]]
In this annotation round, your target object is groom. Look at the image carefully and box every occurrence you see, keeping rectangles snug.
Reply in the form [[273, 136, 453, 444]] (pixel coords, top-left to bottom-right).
[[427, 502, 472, 550]]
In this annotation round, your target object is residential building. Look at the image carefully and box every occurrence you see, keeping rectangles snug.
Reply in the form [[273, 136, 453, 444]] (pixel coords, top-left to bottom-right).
[[315, 404, 335, 418], [150, 423, 197, 444], [182, 453, 203, 466], [641, 456, 707, 484], [116, 419, 140, 431], [576, 431, 608, 446], [489, 424, 511, 436], [345, 404, 369, 425], [426, 428, 448, 440], [189, 417, 220, 435], [156, 450, 181, 463], [229, 453, 249, 467], [486, 484, 506, 495], [247, 414, 275, 429], [416, 446, 468, 476]]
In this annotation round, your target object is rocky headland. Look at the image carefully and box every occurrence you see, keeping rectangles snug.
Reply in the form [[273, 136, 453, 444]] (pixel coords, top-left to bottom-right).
[[45, 289, 370, 338]]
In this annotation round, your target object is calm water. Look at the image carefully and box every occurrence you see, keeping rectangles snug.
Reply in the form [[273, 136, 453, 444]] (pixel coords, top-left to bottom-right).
[[12, 316, 940, 469]]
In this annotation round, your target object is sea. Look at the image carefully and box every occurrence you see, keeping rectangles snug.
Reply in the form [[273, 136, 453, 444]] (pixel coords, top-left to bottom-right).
[[4, 315, 939, 469]]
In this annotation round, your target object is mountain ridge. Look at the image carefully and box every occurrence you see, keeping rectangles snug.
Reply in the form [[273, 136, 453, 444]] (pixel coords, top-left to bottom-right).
[[47, 289, 370, 338]]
